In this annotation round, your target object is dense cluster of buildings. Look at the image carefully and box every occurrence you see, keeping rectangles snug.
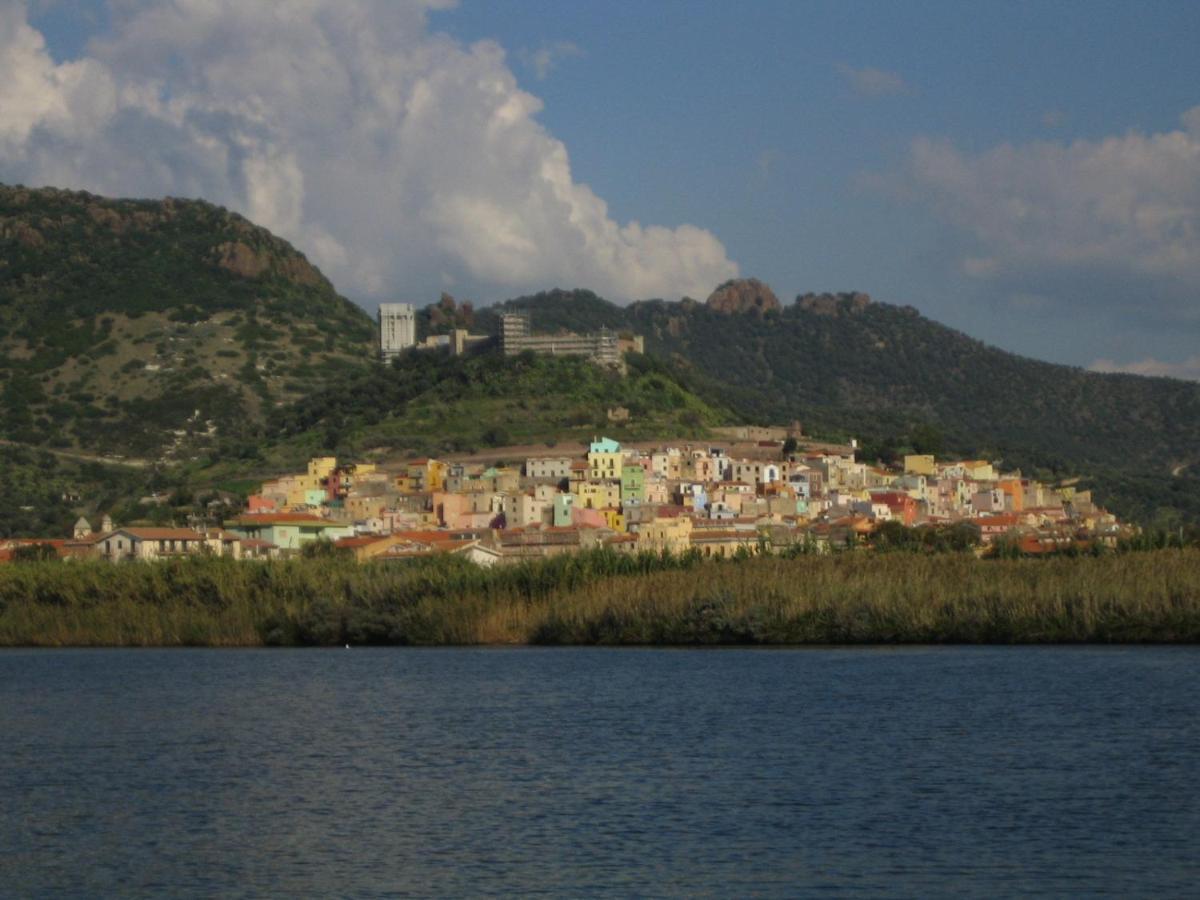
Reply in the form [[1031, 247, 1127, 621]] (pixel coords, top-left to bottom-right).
[[2, 437, 1132, 565]]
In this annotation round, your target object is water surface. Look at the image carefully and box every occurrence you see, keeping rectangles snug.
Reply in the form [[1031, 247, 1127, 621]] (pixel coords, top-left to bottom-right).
[[2, 647, 1198, 896]]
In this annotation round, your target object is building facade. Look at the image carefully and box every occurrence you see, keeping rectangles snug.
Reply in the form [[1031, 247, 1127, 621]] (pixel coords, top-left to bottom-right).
[[499, 311, 621, 367], [378, 302, 416, 359]]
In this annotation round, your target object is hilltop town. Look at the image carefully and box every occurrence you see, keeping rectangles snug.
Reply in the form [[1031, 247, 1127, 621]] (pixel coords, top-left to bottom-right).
[[2, 429, 1132, 564], [0, 282, 1146, 564]]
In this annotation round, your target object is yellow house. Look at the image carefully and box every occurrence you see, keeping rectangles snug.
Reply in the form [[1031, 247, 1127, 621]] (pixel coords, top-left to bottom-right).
[[637, 516, 693, 555], [600, 508, 626, 533], [574, 481, 621, 510], [309, 457, 337, 480], [588, 437, 623, 481], [904, 454, 936, 476], [961, 460, 996, 481], [405, 458, 449, 492], [273, 457, 337, 508], [344, 495, 387, 520], [690, 528, 761, 558]]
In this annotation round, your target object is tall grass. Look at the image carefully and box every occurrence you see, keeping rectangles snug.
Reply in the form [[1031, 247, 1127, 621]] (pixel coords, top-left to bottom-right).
[[1, 548, 1198, 646]]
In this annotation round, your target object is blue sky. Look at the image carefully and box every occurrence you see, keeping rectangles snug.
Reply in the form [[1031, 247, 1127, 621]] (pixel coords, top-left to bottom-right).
[[13, 0, 1200, 377]]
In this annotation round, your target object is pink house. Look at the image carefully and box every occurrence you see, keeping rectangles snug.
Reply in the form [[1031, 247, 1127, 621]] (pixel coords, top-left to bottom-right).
[[571, 507, 608, 529], [247, 495, 278, 514]]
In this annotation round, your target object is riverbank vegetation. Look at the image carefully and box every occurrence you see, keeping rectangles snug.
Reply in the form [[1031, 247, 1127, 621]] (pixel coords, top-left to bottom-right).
[[2, 548, 1199, 646]]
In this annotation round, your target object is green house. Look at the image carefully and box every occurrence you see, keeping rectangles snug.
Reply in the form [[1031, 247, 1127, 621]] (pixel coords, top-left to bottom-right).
[[620, 465, 645, 504], [226, 514, 356, 552]]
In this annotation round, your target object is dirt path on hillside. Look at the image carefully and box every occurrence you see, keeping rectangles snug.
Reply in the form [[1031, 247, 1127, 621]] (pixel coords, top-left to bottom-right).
[[0, 438, 153, 469]]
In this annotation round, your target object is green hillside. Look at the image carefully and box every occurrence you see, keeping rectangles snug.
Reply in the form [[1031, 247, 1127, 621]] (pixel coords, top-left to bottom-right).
[[0, 183, 375, 459], [482, 288, 1200, 523], [195, 348, 734, 477]]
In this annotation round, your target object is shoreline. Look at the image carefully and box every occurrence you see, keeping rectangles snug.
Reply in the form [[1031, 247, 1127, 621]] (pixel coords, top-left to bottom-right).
[[2, 548, 1198, 647]]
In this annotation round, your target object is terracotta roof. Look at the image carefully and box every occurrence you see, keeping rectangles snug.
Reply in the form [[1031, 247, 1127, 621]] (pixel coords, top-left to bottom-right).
[[870, 492, 916, 506], [1, 538, 66, 549], [334, 536, 385, 548], [389, 529, 480, 543], [976, 514, 1021, 528]]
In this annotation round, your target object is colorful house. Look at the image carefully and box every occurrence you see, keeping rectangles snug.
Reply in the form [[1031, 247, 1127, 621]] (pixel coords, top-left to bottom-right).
[[588, 437, 623, 481], [225, 513, 356, 552], [553, 493, 576, 527], [637, 516, 693, 555], [575, 481, 621, 510], [620, 466, 645, 504]]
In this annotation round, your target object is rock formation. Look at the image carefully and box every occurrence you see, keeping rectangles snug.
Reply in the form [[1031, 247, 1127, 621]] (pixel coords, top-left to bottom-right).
[[705, 278, 781, 315]]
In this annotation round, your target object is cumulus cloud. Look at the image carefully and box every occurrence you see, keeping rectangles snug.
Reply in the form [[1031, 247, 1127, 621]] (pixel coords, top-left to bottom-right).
[[518, 40, 583, 80], [0, 1, 736, 303], [896, 108, 1200, 307], [835, 63, 911, 97], [1089, 356, 1200, 382]]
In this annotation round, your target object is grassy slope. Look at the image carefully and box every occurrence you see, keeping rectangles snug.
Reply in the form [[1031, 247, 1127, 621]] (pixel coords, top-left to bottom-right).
[[0, 443, 154, 539], [189, 348, 736, 486]]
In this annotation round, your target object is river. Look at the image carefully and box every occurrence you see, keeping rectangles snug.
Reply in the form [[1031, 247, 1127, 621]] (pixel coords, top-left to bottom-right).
[[2, 646, 1198, 896]]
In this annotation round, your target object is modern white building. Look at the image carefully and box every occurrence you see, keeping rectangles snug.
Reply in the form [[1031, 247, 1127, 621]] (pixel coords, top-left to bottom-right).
[[378, 302, 416, 359]]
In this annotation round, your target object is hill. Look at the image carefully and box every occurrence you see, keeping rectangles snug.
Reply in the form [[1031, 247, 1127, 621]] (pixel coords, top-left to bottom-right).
[[0, 183, 375, 459], [482, 286, 1200, 523], [197, 349, 734, 475]]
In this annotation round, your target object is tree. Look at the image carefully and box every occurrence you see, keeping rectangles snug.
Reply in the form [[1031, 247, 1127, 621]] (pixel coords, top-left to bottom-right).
[[910, 423, 945, 456], [11, 543, 58, 562]]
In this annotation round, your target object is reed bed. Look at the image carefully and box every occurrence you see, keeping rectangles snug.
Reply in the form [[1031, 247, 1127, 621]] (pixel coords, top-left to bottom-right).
[[1, 549, 1198, 646]]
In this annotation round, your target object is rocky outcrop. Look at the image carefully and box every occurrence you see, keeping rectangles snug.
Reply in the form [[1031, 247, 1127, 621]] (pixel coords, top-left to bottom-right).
[[705, 278, 781, 315], [212, 241, 271, 278], [796, 291, 872, 316]]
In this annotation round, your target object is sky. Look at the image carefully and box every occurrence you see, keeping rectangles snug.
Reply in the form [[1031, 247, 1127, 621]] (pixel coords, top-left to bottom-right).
[[4, 0, 1200, 379]]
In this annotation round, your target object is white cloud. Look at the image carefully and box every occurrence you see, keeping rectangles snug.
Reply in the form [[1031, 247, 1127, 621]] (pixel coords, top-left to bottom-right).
[[0, 1, 736, 303], [899, 108, 1200, 297], [519, 40, 583, 80], [835, 63, 911, 97], [1089, 356, 1200, 382]]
